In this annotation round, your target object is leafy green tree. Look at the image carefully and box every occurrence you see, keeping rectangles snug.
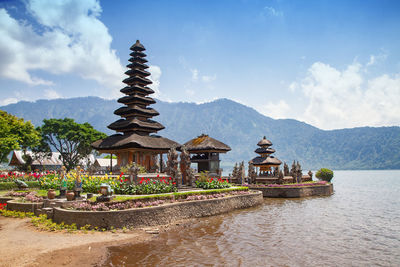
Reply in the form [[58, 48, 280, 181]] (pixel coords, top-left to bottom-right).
[[0, 110, 40, 163], [39, 118, 106, 171]]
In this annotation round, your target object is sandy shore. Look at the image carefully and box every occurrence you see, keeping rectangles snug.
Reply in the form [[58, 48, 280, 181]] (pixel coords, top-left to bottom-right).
[[0, 216, 170, 267]]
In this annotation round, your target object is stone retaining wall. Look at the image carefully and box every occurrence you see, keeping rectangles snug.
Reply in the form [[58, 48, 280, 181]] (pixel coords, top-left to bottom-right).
[[6, 199, 43, 213], [0, 197, 14, 204], [248, 184, 333, 198], [52, 191, 263, 229]]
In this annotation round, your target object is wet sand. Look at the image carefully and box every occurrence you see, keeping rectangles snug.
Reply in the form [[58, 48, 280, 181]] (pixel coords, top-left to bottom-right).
[[0, 216, 175, 267]]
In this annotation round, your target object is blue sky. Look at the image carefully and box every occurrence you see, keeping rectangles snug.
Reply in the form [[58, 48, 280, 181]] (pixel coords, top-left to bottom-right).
[[0, 0, 399, 129]]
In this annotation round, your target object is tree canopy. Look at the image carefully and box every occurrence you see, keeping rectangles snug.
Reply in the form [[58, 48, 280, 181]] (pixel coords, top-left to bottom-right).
[[0, 110, 40, 163], [39, 118, 106, 171]]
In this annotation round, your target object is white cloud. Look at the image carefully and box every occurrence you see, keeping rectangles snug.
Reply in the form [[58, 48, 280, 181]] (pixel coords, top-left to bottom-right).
[[289, 82, 298, 92], [258, 100, 291, 119], [264, 6, 283, 17], [201, 74, 216, 82], [191, 69, 199, 81], [0, 98, 18, 106], [185, 89, 195, 96], [366, 52, 387, 67], [148, 65, 162, 98], [298, 61, 400, 129], [44, 89, 62, 99], [0, 0, 124, 96]]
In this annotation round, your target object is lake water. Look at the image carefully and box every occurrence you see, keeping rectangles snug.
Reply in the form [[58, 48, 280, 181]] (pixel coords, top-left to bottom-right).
[[105, 170, 400, 266]]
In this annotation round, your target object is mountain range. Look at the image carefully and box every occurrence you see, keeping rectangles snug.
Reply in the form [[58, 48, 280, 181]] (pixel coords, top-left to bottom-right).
[[2, 96, 400, 171]]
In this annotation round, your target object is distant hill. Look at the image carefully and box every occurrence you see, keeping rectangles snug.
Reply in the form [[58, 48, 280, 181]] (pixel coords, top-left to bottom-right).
[[2, 96, 400, 170]]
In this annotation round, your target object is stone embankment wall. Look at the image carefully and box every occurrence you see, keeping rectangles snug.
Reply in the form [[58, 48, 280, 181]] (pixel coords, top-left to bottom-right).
[[52, 191, 263, 229], [249, 184, 333, 198], [6, 199, 43, 212]]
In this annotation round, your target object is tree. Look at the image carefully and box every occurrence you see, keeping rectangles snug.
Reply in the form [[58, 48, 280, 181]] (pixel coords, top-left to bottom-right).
[[31, 131, 53, 170], [0, 110, 40, 163], [315, 168, 334, 182], [39, 118, 106, 171]]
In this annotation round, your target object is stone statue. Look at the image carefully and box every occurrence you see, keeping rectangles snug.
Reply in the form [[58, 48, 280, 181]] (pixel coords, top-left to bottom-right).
[[248, 162, 256, 184], [290, 161, 296, 177], [296, 161, 302, 183], [166, 148, 179, 187], [129, 163, 139, 184], [232, 163, 238, 182], [283, 162, 289, 176], [15, 179, 28, 190], [187, 167, 195, 186], [180, 145, 191, 185], [308, 170, 313, 180], [278, 170, 284, 184], [59, 166, 68, 197], [74, 166, 83, 198], [237, 161, 245, 184]]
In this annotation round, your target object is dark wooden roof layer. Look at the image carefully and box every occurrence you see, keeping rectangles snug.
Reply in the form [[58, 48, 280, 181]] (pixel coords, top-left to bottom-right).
[[250, 156, 282, 166], [114, 106, 159, 117], [108, 118, 164, 132], [125, 68, 151, 77], [92, 133, 180, 151], [117, 95, 156, 105], [257, 136, 272, 147], [123, 76, 152, 86], [126, 62, 149, 70], [130, 40, 145, 51], [120, 85, 154, 95], [183, 134, 231, 153], [255, 147, 276, 154]]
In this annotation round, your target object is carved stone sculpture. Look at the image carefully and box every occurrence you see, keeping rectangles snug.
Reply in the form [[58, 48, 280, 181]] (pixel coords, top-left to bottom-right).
[[166, 148, 179, 187], [278, 170, 284, 184], [283, 162, 289, 176], [248, 162, 256, 184], [180, 145, 191, 185]]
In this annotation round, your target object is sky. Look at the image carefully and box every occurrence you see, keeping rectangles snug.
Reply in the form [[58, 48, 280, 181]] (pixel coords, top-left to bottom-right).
[[0, 0, 400, 130]]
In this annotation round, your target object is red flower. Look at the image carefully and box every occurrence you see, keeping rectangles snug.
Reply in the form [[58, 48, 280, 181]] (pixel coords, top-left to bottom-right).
[[157, 174, 160, 178], [172, 182, 176, 185], [139, 180, 143, 184]]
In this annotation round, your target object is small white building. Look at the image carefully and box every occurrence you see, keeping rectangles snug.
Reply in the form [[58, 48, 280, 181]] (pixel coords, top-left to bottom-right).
[[93, 158, 117, 172], [9, 150, 95, 170]]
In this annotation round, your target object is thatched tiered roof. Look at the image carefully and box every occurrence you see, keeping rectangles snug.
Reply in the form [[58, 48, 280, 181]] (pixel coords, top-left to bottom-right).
[[92, 40, 179, 152], [250, 136, 281, 166], [107, 40, 163, 135], [92, 134, 179, 151], [183, 134, 231, 153]]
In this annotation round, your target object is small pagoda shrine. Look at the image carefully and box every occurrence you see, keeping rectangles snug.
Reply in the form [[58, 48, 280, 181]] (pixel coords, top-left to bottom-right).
[[183, 134, 231, 175], [249, 136, 282, 176], [92, 40, 180, 171]]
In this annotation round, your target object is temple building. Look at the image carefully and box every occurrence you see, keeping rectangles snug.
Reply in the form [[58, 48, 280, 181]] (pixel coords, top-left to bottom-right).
[[92, 40, 180, 171], [249, 136, 282, 176], [183, 134, 231, 175]]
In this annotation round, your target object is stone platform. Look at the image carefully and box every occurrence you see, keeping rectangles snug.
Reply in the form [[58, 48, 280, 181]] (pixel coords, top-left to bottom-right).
[[248, 184, 333, 198]]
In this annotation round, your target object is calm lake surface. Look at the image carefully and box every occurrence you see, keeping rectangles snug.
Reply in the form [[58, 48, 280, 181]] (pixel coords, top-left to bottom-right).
[[105, 170, 400, 267]]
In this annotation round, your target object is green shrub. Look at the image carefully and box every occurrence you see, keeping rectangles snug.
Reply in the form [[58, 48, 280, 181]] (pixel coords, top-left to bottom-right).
[[315, 168, 334, 182]]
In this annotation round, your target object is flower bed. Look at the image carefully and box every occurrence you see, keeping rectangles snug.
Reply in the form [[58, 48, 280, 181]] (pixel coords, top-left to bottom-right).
[[39, 173, 177, 195], [195, 177, 230, 189], [68, 189, 251, 211]]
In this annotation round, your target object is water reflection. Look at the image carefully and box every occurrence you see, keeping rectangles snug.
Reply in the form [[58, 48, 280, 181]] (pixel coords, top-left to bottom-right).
[[106, 171, 400, 267]]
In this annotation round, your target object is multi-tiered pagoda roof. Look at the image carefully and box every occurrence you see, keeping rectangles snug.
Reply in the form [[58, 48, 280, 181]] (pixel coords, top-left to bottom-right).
[[92, 40, 179, 152], [250, 136, 282, 166]]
